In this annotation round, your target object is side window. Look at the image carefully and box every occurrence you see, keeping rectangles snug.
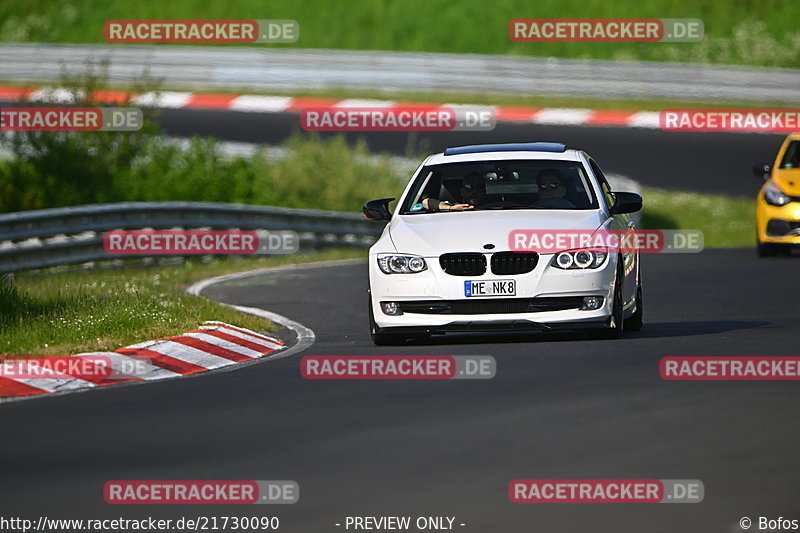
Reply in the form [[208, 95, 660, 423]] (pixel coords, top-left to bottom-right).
[[589, 159, 615, 208], [401, 170, 435, 213]]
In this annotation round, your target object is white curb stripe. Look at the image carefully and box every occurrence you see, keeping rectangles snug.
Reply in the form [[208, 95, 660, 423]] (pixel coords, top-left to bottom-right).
[[532, 108, 593, 125], [133, 91, 193, 108], [627, 111, 662, 128], [197, 324, 284, 349], [180, 332, 266, 358], [76, 352, 182, 380], [229, 95, 294, 112], [126, 339, 239, 368], [28, 88, 82, 103], [13, 376, 97, 393], [0, 359, 94, 386]]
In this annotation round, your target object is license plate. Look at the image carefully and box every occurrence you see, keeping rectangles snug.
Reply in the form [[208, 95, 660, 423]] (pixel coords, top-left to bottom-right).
[[464, 279, 516, 297]]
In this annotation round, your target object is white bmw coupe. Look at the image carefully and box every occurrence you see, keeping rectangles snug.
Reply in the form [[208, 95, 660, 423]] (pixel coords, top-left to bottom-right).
[[364, 142, 643, 345]]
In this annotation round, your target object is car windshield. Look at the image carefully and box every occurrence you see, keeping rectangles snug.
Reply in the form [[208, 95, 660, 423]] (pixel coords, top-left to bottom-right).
[[399, 160, 599, 214], [780, 140, 800, 169]]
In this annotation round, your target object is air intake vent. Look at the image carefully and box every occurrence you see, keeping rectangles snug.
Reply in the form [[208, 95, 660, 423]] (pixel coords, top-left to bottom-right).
[[397, 297, 585, 315], [490, 252, 539, 275], [439, 253, 486, 276]]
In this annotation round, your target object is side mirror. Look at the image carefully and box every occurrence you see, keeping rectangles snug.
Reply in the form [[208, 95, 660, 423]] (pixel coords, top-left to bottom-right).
[[363, 198, 395, 221], [752, 163, 771, 180], [609, 192, 642, 215]]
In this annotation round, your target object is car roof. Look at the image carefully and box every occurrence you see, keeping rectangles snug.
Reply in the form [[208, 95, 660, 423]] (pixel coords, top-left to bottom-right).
[[425, 143, 584, 165]]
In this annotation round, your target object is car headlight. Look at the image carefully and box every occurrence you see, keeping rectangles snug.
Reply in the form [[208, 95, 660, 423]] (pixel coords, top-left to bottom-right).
[[377, 254, 428, 274], [764, 182, 791, 206], [550, 249, 608, 270]]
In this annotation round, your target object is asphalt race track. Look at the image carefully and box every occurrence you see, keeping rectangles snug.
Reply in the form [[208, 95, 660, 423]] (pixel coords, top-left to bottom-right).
[[154, 108, 785, 196], [1, 250, 799, 532]]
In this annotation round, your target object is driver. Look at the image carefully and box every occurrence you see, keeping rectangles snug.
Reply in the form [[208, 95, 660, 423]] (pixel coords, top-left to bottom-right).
[[421, 172, 486, 211], [533, 169, 576, 209]]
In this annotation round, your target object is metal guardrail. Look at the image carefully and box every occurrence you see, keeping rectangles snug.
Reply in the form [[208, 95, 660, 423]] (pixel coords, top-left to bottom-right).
[[0, 171, 641, 274], [1, 44, 799, 103], [0, 202, 384, 273]]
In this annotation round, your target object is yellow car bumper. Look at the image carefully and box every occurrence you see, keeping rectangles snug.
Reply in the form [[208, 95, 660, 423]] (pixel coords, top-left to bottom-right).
[[757, 200, 800, 244]]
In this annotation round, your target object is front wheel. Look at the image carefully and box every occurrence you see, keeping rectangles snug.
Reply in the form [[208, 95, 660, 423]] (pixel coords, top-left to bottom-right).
[[592, 264, 624, 340], [757, 240, 786, 257], [623, 276, 643, 332], [372, 332, 406, 346]]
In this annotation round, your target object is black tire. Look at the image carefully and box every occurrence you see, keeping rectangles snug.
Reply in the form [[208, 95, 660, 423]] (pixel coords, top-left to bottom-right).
[[757, 241, 777, 257], [372, 332, 405, 346], [757, 241, 789, 257], [623, 277, 643, 332], [593, 262, 624, 340]]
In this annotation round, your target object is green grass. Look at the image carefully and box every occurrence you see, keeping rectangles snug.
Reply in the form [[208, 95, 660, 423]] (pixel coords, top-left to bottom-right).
[[641, 187, 753, 247], [1, 0, 799, 68], [0, 249, 364, 357]]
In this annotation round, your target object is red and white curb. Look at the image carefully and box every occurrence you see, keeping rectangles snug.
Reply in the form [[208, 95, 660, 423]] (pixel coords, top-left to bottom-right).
[[0, 322, 284, 400], [0, 85, 660, 129]]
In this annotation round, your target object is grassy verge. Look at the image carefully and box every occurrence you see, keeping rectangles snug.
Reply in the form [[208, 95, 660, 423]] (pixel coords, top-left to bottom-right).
[[642, 187, 753, 248], [1, 1, 799, 68], [0, 249, 364, 357]]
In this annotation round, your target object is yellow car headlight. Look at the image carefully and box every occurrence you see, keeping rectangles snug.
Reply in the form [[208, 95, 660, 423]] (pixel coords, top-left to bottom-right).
[[764, 181, 791, 207]]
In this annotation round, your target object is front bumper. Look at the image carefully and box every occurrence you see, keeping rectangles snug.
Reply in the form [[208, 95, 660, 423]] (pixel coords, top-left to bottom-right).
[[757, 200, 800, 244], [369, 253, 617, 330]]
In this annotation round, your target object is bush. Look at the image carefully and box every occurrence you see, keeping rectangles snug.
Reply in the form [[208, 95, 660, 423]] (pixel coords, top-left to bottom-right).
[[0, 73, 404, 213]]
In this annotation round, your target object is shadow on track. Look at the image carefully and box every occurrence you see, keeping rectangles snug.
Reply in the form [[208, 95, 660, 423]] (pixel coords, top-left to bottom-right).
[[399, 320, 769, 346], [625, 320, 770, 338]]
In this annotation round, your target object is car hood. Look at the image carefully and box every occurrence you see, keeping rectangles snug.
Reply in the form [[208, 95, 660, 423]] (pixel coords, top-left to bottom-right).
[[771, 169, 800, 196], [388, 210, 606, 256]]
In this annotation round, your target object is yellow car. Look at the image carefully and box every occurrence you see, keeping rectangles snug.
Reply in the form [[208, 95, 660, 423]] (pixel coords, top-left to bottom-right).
[[755, 132, 800, 256]]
